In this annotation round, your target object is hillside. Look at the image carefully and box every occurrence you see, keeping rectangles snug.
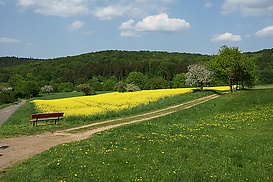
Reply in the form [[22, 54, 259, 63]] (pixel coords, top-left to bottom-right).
[[245, 48, 273, 84], [0, 50, 210, 84], [0, 49, 272, 91]]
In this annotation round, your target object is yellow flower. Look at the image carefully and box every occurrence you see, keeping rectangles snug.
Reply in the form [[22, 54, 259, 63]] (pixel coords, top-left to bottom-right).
[[32, 87, 229, 117], [32, 88, 193, 116]]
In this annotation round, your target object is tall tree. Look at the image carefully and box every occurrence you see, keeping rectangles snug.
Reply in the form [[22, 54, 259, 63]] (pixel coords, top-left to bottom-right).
[[125, 71, 148, 89], [76, 83, 94, 95], [172, 73, 186, 88], [209, 46, 256, 92], [236, 54, 256, 88]]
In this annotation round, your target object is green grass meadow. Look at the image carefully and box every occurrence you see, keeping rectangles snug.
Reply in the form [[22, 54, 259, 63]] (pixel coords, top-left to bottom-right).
[[1, 88, 272, 181]]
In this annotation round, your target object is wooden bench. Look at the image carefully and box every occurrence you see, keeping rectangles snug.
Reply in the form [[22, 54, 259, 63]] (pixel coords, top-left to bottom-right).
[[29, 112, 64, 126]]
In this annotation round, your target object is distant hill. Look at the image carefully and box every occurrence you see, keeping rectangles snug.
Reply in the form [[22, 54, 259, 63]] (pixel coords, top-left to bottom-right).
[[0, 49, 272, 87], [0, 50, 210, 84], [245, 48, 273, 84], [0, 57, 36, 68]]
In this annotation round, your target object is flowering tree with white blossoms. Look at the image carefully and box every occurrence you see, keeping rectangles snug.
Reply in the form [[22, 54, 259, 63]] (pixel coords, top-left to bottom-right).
[[41, 85, 54, 94], [185, 63, 214, 90]]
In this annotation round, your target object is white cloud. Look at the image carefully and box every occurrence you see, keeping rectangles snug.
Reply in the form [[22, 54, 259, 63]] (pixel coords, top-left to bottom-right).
[[92, 0, 174, 20], [222, 0, 273, 16], [0, 37, 22, 43], [255, 25, 273, 37], [119, 13, 190, 37], [210, 32, 242, 42], [120, 30, 139, 37], [26, 42, 34, 46], [204, 2, 212, 9], [16, 0, 90, 17], [119, 19, 139, 37], [119, 19, 135, 30], [16, 0, 176, 20], [93, 5, 130, 20], [68, 21, 85, 31], [136, 13, 190, 32]]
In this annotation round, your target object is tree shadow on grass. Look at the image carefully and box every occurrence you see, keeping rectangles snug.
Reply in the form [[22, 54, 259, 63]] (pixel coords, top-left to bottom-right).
[[192, 89, 227, 95]]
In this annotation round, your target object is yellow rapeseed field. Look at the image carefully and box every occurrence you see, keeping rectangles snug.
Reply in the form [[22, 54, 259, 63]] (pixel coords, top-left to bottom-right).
[[32, 86, 230, 117]]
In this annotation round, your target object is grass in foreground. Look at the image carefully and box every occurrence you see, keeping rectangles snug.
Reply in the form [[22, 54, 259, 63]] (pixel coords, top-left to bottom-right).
[[1, 89, 272, 181]]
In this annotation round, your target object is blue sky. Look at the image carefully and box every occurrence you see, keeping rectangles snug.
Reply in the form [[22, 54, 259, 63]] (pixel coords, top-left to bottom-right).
[[0, 0, 273, 59]]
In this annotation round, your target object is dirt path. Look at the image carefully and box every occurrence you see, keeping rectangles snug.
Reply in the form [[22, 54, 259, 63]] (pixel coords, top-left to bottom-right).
[[0, 94, 220, 171], [0, 100, 26, 126]]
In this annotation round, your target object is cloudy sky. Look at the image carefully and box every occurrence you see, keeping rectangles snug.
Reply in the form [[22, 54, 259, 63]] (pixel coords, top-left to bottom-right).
[[0, 0, 273, 58]]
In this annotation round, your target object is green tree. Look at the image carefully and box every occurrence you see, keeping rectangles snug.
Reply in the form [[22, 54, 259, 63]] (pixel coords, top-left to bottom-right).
[[76, 78, 86, 85], [0, 86, 16, 104], [76, 83, 94, 95], [126, 71, 148, 89], [114, 81, 127, 92], [146, 77, 168, 89], [58, 82, 74, 92], [258, 68, 273, 84], [26, 81, 40, 97], [102, 75, 118, 91], [14, 80, 40, 98], [172, 73, 186, 88], [88, 77, 104, 91], [236, 55, 256, 88], [157, 62, 175, 80], [209, 46, 256, 92], [8, 74, 24, 87]]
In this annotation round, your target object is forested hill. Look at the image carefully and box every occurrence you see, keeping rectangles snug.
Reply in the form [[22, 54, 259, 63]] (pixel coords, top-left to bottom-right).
[[0, 49, 272, 87], [0, 56, 36, 68], [0, 50, 210, 84], [245, 48, 273, 84]]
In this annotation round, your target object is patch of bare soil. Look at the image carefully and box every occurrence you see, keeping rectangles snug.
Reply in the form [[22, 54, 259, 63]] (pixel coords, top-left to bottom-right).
[[0, 94, 220, 171]]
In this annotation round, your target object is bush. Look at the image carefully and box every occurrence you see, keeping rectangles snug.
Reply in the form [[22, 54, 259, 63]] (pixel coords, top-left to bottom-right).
[[114, 82, 127, 92], [76, 83, 95, 96], [58, 82, 74, 93], [41, 85, 54, 94], [125, 84, 141, 92], [0, 89, 16, 104], [115, 82, 141, 92]]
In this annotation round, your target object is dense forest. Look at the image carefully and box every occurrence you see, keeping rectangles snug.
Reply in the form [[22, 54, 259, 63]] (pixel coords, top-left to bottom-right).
[[245, 48, 273, 85], [0, 51, 210, 82], [0, 48, 272, 103]]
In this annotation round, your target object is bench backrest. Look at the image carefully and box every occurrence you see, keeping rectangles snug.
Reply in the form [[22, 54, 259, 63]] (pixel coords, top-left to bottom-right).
[[31, 112, 64, 119]]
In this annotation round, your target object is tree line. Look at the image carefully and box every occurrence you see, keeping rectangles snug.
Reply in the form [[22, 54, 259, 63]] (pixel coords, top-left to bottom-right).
[[0, 47, 272, 104]]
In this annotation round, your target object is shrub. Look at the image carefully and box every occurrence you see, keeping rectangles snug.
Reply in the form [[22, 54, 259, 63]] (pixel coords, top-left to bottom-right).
[[75, 83, 95, 96], [125, 84, 141, 92], [114, 82, 127, 92], [41, 85, 54, 94]]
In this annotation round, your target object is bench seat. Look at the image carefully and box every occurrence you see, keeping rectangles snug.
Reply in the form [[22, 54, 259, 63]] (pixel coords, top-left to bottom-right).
[[29, 112, 64, 126]]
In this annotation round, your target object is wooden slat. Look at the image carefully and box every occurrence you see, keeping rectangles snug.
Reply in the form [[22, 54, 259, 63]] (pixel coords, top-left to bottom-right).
[[31, 112, 64, 119]]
